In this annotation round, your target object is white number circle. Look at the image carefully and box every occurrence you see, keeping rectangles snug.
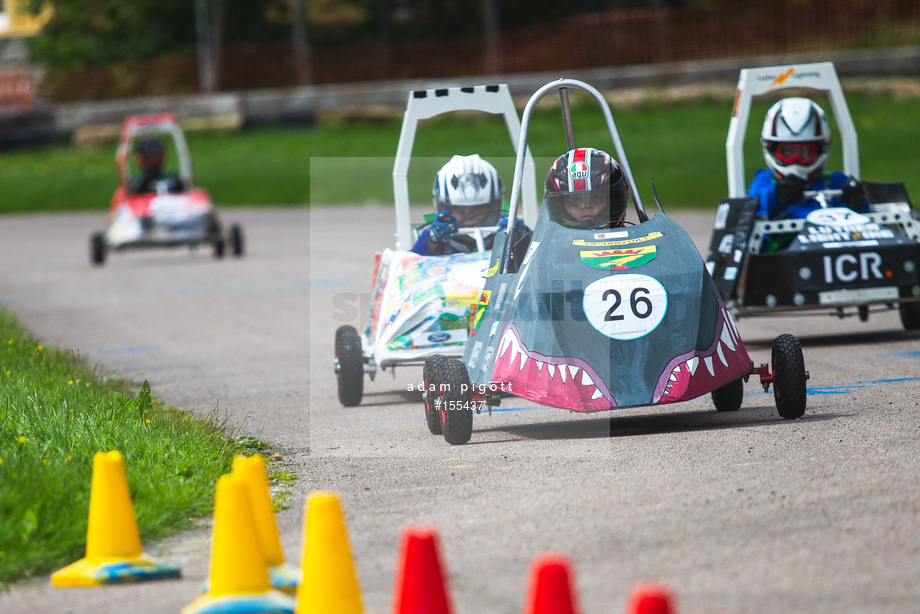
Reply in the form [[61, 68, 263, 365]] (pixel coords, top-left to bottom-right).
[[583, 274, 668, 340]]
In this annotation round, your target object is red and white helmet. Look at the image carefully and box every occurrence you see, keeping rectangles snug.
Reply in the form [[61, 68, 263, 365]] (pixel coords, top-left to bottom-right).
[[432, 154, 504, 227], [761, 97, 831, 182], [544, 147, 628, 229]]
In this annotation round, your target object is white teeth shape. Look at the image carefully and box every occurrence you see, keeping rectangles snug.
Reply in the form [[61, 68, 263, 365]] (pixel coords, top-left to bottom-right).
[[536, 361, 544, 373], [687, 357, 699, 376], [716, 342, 728, 367], [720, 324, 736, 352], [548, 364, 556, 379], [519, 352, 527, 371], [704, 355, 715, 376], [498, 330, 513, 357], [568, 365, 579, 379], [591, 388, 603, 400], [581, 370, 592, 386], [559, 365, 566, 383], [669, 372, 678, 382]]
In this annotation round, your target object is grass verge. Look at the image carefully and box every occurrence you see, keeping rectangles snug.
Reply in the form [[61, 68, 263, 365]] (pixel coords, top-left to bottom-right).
[[1, 83, 918, 212], [0, 308, 261, 585]]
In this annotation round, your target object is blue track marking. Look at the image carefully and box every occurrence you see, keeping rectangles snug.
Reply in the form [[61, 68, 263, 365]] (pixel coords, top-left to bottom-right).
[[96, 345, 161, 355], [747, 376, 920, 396], [883, 351, 920, 359]]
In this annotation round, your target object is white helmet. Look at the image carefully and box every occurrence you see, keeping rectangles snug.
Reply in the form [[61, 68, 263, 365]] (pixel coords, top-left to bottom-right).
[[761, 97, 831, 182], [432, 154, 503, 226]]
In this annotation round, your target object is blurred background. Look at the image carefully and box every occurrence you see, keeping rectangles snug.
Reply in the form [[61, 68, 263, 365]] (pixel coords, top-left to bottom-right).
[[1, 0, 919, 209]]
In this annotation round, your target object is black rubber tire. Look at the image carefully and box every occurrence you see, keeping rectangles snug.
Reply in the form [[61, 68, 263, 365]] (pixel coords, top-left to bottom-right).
[[422, 355, 445, 435], [435, 359, 473, 445], [229, 224, 245, 257], [213, 237, 226, 258], [335, 325, 364, 406], [899, 301, 920, 330], [711, 377, 744, 412], [772, 334, 807, 420], [90, 233, 106, 266]]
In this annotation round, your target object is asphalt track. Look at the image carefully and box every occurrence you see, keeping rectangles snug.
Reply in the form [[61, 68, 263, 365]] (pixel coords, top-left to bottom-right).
[[1, 206, 919, 613]]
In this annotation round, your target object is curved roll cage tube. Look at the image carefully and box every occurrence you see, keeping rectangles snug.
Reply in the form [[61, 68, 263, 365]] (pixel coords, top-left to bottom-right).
[[501, 78, 649, 273]]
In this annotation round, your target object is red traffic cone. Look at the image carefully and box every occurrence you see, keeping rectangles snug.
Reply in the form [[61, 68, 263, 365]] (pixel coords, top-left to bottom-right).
[[392, 525, 453, 614], [626, 583, 676, 614], [523, 554, 580, 614]]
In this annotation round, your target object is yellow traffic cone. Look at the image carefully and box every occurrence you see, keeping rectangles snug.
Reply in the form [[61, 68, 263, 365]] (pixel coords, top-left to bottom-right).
[[233, 454, 301, 594], [50, 450, 181, 587], [182, 472, 295, 614], [296, 491, 363, 613]]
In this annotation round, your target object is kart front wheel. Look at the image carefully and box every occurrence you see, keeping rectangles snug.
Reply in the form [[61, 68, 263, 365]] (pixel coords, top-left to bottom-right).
[[334, 325, 364, 406], [438, 359, 473, 445], [213, 237, 226, 258], [422, 355, 445, 435], [899, 301, 920, 330], [772, 334, 807, 420], [229, 224, 245, 257], [711, 377, 744, 412], [90, 233, 106, 266]]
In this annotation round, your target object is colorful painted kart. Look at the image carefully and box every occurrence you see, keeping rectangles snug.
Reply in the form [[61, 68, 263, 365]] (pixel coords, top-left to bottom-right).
[[704, 62, 920, 329], [333, 83, 539, 407], [422, 78, 809, 445], [89, 113, 244, 265]]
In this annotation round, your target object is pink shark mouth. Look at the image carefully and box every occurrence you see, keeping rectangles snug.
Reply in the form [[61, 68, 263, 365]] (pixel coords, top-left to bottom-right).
[[492, 323, 617, 412], [651, 301, 753, 405]]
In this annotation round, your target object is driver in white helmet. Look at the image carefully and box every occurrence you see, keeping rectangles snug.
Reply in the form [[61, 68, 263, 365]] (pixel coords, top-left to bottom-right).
[[411, 154, 529, 255], [748, 97, 867, 220]]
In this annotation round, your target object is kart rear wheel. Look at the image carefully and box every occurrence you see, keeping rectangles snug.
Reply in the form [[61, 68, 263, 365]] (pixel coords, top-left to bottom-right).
[[335, 325, 364, 406], [437, 359, 473, 445], [90, 233, 106, 266], [899, 301, 920, 330], [229, 224, 245, 257], [422, 355, 445, 435], [711, 377, 744, 412], [213, 237, 226, 258], [772, 334, 807, 420]]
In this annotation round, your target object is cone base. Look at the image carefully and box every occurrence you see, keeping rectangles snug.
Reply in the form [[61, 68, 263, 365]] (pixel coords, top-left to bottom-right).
[[181, 589, 295, 614], [268, 562, 301, 595], [51, 553, 181, 587]]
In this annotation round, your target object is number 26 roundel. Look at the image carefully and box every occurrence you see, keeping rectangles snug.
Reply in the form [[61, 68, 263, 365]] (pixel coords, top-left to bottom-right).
[[583, 274, 668, 340]]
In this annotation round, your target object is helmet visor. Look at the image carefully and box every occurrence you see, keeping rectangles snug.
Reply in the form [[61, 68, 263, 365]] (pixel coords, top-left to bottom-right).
[[545, 184, 628, 229], [447, 201, 502, 227], [768, 141, 822, 165]]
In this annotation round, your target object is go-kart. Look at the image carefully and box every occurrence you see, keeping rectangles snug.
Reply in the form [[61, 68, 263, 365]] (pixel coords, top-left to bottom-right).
[[334, 83, 539, 406], [704, 62, 920, 329], [89, 113, 244, 265], [422, 78, 809, 445]]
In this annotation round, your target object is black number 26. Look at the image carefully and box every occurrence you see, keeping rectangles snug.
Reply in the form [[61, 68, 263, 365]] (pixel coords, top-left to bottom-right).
[[603, 287, 653, 321]]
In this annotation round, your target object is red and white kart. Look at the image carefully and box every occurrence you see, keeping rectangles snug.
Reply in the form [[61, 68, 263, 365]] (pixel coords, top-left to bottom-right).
[[89, 113, 244, 265]]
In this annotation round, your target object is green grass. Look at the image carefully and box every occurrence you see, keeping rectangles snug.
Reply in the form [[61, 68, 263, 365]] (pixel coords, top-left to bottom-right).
[[0, 309, 263, 584], [1, 87, 919, 213]]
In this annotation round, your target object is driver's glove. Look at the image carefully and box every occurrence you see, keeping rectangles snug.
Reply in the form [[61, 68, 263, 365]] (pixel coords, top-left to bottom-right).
[[428, 210, 459, 244], [840, 176, 866, 210], [497, 216, 525, 232], [774, 175, 807, 206]]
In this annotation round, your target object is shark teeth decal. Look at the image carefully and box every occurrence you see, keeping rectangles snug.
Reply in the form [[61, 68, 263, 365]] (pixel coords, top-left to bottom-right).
[[652, 301, 753, 405], [492, 324, 616, 411]]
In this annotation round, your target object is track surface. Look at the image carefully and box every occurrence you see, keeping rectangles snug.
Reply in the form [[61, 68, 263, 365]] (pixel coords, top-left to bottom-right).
[[2, 207, 919, 613]]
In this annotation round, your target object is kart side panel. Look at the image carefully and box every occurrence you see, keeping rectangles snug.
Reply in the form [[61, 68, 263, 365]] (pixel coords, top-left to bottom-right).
[[367, 249, 490, 364], [466, 211, 753, 411], [705, 197, 759, 301]]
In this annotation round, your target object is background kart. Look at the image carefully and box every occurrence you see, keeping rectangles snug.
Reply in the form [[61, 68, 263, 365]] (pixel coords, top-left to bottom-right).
[[705, 62, 920, 329], [423, 78, 809, 445], [89, 113, 244, 265], [334, 84, 539, 406]]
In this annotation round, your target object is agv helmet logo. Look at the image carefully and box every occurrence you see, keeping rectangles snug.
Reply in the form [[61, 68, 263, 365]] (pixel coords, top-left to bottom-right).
[[569, 161, 589, 180]]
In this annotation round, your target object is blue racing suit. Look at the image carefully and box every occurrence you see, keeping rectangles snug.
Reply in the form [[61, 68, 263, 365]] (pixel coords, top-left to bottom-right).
[[747, 169, 866, 219]]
